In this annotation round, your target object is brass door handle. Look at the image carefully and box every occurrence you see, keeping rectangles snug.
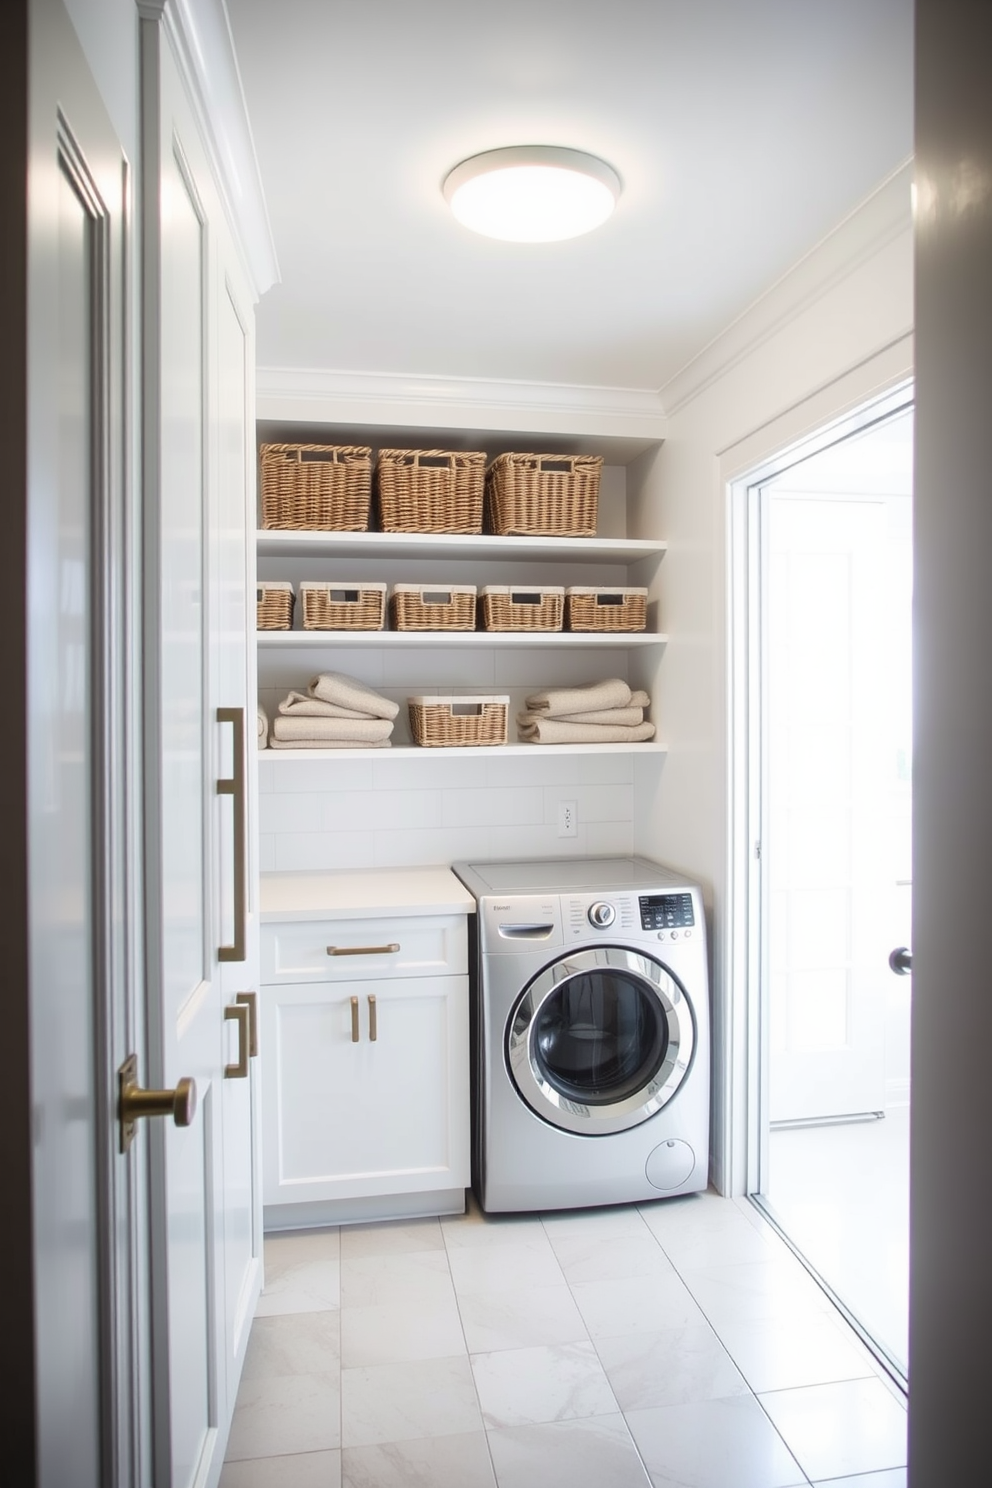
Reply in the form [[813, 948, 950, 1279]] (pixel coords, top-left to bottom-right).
[[350, 995, 360, 1042], [224, 1003, 250, 1078], [236, 991, 258, 1056], [327, 943, 400, 957], [368, 994, 377, 1042], [217, 706, 247, 962], [118, 1053, 197, 1154]]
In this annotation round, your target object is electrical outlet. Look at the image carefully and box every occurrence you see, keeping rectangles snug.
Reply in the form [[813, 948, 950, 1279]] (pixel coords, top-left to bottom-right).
[[557, 800, 577, 838]]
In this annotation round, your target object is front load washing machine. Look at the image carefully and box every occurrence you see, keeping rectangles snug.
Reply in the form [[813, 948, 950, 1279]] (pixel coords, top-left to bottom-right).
[[452, 856, 710, 1213]]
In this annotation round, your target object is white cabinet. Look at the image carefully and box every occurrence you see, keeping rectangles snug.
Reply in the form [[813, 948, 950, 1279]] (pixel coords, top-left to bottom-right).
[[259, 905, 471, 1228]]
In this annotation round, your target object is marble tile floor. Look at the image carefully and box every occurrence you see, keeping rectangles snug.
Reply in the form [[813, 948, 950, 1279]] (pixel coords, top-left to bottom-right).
[[221, 1190, 907, 1488]]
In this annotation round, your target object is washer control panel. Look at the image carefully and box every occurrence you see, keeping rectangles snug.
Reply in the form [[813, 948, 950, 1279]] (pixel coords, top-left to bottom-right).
[[639, 892, 695, 931]]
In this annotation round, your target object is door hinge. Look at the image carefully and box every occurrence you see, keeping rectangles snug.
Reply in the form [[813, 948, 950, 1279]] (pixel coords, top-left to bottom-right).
[[754, 841, 762, 860]]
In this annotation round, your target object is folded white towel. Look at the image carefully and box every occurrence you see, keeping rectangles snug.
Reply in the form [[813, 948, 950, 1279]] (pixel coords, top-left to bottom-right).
[[524, 678, 631, 717], [309, 672, 399, 720], [269, 738, 392, 749], [537, 706, 645, 727], [272, 715, 394, 743], [279, 690, 377, 719], [257, 704, 268, 748], [518, 717, 656, 745]]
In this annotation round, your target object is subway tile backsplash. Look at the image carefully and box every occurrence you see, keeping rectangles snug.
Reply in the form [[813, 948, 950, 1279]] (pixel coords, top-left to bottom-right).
[[257, 750, 636, 871]]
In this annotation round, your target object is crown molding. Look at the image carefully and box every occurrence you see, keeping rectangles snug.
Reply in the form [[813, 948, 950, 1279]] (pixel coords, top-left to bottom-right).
[[659, 159, 914, 418], [140, 0, 279, 298], [255, 366, 668, 445]]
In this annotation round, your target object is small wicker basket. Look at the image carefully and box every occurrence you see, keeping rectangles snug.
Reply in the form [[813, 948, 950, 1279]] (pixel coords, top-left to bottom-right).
[[479, 585, 564, 632], [299, 581, 386, 631], [390, 583, 477, 631], [259, 443, 372, 531], [408, 695, 509, 748], [485, 452, 603, 537], [256, 581, 294, 630], [565, 586, 648, 633], [375, 449, 486, 533]]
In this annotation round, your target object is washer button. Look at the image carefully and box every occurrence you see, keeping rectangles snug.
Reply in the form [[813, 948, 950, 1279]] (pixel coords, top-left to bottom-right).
[[588, 900, 616, 928], [670, 930, 679, 940], [656, 931, 667, 941]]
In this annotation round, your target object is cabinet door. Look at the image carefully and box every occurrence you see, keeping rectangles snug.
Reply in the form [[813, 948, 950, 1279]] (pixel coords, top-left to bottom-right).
[[261, 975, 469, 1207]]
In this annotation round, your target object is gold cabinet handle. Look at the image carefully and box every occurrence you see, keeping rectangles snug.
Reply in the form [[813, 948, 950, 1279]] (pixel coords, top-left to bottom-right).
[[368, 994, 377, 1042], [350, 995, 360, 1043], [118, 1053, 197, 1154], [327, 943, 400, 957], [224, 1003, 250, 1079], [217, 706, 247, 962], [236, 991, 258, 1057]]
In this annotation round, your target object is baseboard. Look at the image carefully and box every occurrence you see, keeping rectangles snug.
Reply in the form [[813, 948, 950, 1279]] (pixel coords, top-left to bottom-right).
[[263, 1186, 467, 1232]]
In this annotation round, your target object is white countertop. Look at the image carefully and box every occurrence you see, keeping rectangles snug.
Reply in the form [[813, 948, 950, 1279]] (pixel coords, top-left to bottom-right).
[[259, 866, 475, 922]]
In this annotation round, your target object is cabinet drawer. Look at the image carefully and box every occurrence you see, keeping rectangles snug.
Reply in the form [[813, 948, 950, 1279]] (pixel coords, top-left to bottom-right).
[[260, 913, 468, 984]]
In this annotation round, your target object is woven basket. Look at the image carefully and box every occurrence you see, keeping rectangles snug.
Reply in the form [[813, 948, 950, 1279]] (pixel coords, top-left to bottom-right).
[[259, 443, 372, 530], [408, 695, 509, 748], [256, 581, 294, 630], [565, 586, 647, 633], [390, 584, 477, 631], [479, 585, 564, 632], [485, 452, 603, 537], [299, 581, 386, 631], [375, 449, 486, 533]]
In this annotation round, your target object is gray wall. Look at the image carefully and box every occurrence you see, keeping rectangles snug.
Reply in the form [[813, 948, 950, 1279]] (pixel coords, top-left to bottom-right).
[[910, 1, 992, 1481]]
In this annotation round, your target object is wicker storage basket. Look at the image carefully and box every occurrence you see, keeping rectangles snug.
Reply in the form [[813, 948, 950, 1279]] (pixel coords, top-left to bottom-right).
[[485, 452, 603, 537], [565, 585, 648, 633], [390, 583, 477, 631], [479, 585, 564, 632], [375, 448, 486, 533], [259, 443, 372, 531], [256, 580, 295, 630], [299, 581, 386, 631], [408, 695, 509, 748]]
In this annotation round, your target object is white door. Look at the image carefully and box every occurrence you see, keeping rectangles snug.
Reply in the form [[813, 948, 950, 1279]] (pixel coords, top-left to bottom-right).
[[27, 0, 144, 1481], [761, 419, 914, 1123], [142, 16, 258, 1483]]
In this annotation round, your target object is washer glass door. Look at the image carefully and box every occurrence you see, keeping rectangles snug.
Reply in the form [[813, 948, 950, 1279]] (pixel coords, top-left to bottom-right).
[[507, 946, 695, 1135]]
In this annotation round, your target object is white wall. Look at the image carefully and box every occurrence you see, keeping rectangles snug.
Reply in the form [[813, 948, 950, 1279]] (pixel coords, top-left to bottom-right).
[[634, 165, 914, 1191]]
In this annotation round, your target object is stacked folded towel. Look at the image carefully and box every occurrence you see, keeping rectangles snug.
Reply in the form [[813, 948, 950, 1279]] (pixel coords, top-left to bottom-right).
[[257, 704, 269, 749], [517, 678, 656, 745], [270, 672, 399, 749]]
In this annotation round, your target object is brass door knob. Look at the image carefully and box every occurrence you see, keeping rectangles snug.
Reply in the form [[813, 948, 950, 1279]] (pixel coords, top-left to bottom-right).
[[118, 1053, 197, 1153]]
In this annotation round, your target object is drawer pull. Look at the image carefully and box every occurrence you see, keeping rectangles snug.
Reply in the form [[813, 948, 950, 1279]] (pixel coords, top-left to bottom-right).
[[327, 942, 400, 957], [224, 1003, 250, 1079], [368, 994, 377, 1042], [350, 996, 360, 1043]]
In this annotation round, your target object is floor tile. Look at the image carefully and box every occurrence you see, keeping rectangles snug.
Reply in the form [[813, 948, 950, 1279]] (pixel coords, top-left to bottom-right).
[[758, 1377, 907, 1482], [339, 1217, 444, 1258], [487, 1414, 652, 1488], [340, 1354, 483, 1447], [340, 1294, 467, 1367], [447, 1236, 565, 1294], [341, 1430, 496, 1487], [242, 1311, 341, 1380], [441, 1203, 547, 1250], [595, 1323, 751, 1410], [716, 1312, 876, 1393], [340, 1248, 455, 1309], [541, 1203, 653, 1240], [812, 1472, 906, 1488], [549, 1231, 675, 1285], [457, 1282, 588, 1353], [256, 1231, 341, 1317], [226, 1373, 341, 1460], [626, 1394, 807, 1488], [569, 1270, 709, 1339], [651, 1214, 779, 1270], [471, 1339, 618, 1428], [680, 1257, 833, 1326], [220, 1450, 341, 1487]]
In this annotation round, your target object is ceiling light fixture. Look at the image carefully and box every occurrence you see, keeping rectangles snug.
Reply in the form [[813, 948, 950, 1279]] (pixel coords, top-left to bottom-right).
[[442, 146, 621, 243]]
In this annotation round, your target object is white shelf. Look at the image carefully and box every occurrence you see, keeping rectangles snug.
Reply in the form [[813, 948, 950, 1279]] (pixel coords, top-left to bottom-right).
[[258, 630, 667, 650], [256, 530, 665, 564], [259, 742, 669, 760]]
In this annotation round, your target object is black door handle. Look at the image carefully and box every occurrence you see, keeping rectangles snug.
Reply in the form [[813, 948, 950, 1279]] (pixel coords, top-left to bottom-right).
[[889, 946, 912, 975]]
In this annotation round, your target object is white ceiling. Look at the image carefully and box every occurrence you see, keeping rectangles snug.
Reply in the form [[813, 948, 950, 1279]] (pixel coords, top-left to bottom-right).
[[225, 0, 913, 398]]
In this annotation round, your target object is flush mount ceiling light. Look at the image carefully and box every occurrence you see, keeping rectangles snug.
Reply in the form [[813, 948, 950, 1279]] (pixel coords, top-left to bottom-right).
[[442, 146, 621, 243]]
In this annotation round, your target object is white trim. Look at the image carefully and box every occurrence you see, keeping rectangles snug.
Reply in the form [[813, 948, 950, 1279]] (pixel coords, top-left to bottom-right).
[[661, 160, 914, 418], [255, 365, 668, 445], [139, 0, 279, 298]]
